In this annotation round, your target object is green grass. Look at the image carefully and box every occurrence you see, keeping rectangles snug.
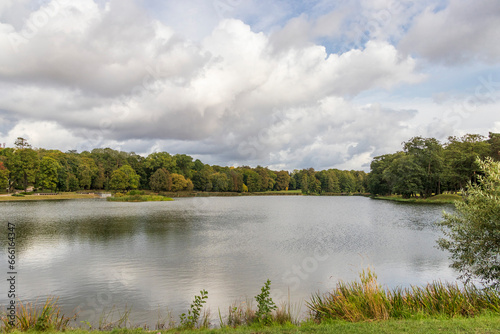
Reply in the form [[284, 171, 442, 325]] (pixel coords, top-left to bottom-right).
[[0, 192, 100, 201], [107, 195, 173, 202], [3, 315, 500, 333], [372, 193, 461, 204]]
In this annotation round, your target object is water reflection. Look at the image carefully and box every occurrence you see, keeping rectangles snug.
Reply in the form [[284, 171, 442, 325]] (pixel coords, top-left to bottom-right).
[[0, 197, 456, 326]]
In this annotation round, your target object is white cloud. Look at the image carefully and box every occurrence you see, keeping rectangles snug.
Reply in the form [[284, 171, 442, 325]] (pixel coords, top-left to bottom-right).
[[0, 0, 498, 170]]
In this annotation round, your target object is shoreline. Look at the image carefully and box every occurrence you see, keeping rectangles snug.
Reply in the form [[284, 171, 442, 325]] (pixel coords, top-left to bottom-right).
[[0, 191, 373, 201], [371, 194, 461, 204], [0, 193, 101, 202]]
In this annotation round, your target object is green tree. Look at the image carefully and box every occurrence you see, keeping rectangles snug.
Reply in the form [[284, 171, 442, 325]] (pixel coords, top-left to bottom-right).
[[110, 165, 140, 191], [145, 152, 175, 174], [488, 132, 500, 161], [109, 169, 128, 191], [403, 136, 444, 197], [210, 172, 229, 192], [38, 156, 61, 191], [0, 162, 9, 191], [77, 157, 98, 190], [192, 167, 213, 191], [67, 173, 80, 191], [389, 154, 425, 198], [11, 143, 39, 192], [368, 153, 400, 195], [275, 171, 290, 191], [174, 154, 194, 178], [438, 157, 500, 288], [245, 170, 263, 192], [443, 134, 490, 192], [149, 168, 172, 192]]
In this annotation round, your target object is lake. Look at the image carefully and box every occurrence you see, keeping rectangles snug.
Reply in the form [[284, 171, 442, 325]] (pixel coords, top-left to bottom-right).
[[0, 196, 457, 327]]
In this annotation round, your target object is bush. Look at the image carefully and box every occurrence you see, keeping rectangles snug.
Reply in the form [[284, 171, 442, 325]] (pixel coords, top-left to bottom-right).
[[438, 157, 500, 288]]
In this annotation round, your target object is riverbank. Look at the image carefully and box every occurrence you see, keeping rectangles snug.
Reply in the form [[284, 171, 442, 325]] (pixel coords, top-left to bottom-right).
[[371, 193, 462, 204], [4, 270, 500, 333], [0, 192, 101, 201], [4, 315, 500, 334]]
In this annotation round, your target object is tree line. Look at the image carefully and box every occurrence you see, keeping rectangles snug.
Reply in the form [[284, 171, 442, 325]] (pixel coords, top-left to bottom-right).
[[367, 132, 500, 198], [0, 137, 367, 194]]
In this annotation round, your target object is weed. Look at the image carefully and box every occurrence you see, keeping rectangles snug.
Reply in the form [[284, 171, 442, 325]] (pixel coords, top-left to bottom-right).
[[179, 290, 208, 329], [255, 279, 277, 325], [1, 297, 75, 332]]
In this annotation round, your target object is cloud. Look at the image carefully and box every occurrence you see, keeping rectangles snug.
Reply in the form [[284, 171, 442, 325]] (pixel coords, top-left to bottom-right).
[[399, 0, 500, 64], [4, 0, 495, 171]]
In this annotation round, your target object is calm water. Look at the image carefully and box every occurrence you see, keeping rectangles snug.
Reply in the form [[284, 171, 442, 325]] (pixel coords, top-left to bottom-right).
[[0, 196, 456, 326]]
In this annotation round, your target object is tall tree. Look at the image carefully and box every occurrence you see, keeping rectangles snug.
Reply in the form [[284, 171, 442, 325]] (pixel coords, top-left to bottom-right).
[[149, 168, 172, 192], [109, 165, 140, 191], [11, 139, 39, 191], [0, 162, 9, 191], [78, 157, 98, 190], [443, 134, 490, 191], [37, 156, 61, 191], [275, 171, 291, 191], [403, 137, 444, 197]]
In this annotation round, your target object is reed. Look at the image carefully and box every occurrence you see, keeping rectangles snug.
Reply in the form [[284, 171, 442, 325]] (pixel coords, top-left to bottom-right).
[[1, 297, 75, 332], [307, 269, 500, 322]]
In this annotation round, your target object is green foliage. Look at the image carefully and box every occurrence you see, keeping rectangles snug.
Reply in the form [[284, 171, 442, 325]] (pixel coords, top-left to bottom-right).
[[369, 133, 499, 198], [275, 171, 290, 191], [0, 138, 374, 195], [109, 165, 140, 191], [179, 290, 208, 329], [67, 173, 80, 191], [149, 168, 171, 192], [255, 279, 277, 325], [438, 157, 500, 288], [0, 162, 9, 190], [38, 156, 61, 191]]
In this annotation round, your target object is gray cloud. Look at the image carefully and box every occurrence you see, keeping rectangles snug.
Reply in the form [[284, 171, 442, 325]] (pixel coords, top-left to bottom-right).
[[399, 0, 500, 64], [0, 0, 498, 171]]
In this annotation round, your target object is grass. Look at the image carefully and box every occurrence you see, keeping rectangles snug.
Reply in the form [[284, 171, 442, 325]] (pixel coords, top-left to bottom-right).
[[3, 315, 500, 333], [372, 193, 462, 204], [307, 269, 500, 322], [0, 192, 100, 202], [2, 271, 500, 333], [107, 195, 173, 202], [1, 297, 75, 332]]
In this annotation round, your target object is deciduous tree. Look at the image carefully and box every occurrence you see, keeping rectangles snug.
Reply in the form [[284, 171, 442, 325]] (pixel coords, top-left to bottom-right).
[[438, 158, 500, 288]]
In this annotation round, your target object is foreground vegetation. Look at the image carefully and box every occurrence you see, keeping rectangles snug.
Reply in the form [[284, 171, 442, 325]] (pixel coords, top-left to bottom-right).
[[2, 271, 500, 333], [3, 316, 500, 334]]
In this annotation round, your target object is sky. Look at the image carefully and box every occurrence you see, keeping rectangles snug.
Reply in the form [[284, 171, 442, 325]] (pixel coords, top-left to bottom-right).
[[0, 0, 499, 171]]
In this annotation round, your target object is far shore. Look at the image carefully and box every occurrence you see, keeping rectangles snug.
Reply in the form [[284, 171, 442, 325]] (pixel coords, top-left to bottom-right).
[[0, 190, 377, 202], [0, 192, 101, 202]]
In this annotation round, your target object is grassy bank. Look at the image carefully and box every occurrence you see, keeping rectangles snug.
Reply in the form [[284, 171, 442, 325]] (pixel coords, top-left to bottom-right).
[[107, 195, 173, 202], [3, 271, 500, 333], [372, 193, 462, 204], [3, 314, 500, 334], [0, 192, 100, 202]]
